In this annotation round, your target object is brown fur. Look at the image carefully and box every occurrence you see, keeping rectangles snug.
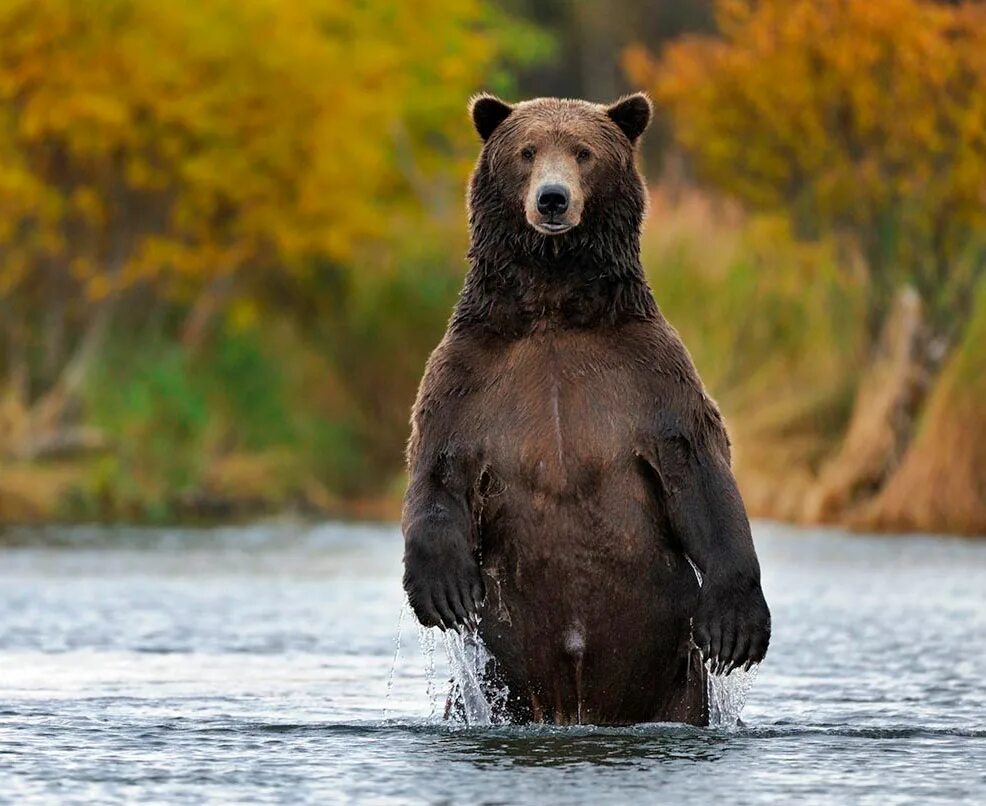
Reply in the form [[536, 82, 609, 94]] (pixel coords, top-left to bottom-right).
[[402, 96, 770, 725]]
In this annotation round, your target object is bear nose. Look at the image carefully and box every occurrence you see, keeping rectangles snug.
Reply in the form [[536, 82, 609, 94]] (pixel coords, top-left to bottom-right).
[[536, 184, 570, 216]]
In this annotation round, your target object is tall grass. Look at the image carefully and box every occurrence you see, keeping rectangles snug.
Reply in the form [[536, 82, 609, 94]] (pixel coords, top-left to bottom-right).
[[642, 186, 867, 512]]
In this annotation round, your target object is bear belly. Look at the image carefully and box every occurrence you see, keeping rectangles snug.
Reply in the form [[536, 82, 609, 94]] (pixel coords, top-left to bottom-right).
[[475, 467, 706, 725]]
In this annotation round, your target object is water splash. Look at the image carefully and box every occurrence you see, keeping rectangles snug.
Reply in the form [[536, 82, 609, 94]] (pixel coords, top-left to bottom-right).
[[706, 662, 759, 727], [442, 626, 509, 726], [398, 574, 756, 729]]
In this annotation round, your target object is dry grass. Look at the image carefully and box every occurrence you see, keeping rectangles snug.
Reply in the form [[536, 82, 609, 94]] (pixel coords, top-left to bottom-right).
[[0, 462, 86, 522], [861, 284, 986, 535]]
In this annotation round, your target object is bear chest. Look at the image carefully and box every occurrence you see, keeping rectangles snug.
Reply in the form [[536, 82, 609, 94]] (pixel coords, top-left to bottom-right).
[[469, 332, 648, 496]]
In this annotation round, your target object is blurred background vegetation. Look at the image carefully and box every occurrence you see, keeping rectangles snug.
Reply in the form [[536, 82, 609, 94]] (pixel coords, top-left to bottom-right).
[[0, 0, 983, 533]]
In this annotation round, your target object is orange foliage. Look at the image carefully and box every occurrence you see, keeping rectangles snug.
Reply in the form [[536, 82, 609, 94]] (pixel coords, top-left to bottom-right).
[[627, 0, 986, 333]]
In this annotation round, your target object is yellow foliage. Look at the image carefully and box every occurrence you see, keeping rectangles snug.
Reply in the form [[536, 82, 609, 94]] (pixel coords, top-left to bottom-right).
[[0, 0, 516, 303]]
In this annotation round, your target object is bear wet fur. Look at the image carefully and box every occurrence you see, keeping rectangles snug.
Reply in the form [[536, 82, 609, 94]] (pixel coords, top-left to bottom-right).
[[402, 94, 770, 725]]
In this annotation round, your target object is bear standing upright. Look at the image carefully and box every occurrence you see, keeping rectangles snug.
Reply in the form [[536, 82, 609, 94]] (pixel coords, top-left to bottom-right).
[[402, 94, 770, 726]]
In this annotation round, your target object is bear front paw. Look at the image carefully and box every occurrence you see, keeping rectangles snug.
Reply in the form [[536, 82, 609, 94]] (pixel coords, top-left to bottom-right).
[[693, 574, 771, 675], [403, 536, 484, 631]]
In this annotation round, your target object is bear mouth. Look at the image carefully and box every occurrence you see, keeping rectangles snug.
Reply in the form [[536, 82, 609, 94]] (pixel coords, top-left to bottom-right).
[[534, 221, 573, 235]]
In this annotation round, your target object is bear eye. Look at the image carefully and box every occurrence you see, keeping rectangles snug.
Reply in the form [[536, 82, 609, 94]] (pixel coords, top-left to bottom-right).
[[520, 146, 536, 161], [576, 147, 593, 163]]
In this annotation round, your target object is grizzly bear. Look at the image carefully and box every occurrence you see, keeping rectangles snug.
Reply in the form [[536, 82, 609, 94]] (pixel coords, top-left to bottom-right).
[[402, 94, 770, 726]]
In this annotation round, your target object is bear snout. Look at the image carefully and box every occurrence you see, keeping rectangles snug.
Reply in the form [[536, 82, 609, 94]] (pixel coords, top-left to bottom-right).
[[536, 184, 570, 216], [526, 174, 583, 235]]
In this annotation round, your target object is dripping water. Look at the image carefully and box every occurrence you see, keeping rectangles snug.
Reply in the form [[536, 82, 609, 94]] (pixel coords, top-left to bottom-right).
[[442, 623, 509, 726], [706, 663, 759, 727], [383, 599, 409, 718], [418, 625, 440, 718], [687, 552, 758, 726]]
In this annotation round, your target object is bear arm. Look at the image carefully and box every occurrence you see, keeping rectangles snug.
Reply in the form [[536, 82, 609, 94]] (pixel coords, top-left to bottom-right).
[[402, 446, 474, 555], [637, 421, 771, 671], [402, 430, 484, 630], [402, 350, 478, 560], [642, 426, 759, 584]]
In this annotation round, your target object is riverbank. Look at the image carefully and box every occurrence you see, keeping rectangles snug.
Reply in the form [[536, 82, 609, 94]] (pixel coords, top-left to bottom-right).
[[2, 188, 982, 535]]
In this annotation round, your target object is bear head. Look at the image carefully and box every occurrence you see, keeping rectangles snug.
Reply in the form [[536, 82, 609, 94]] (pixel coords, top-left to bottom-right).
[[466, 94, 652, 246]]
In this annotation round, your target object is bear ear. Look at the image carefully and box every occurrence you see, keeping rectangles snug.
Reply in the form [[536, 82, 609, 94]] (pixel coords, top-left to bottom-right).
[[470, 94, 513, 142], [606, 93, 652, 144]]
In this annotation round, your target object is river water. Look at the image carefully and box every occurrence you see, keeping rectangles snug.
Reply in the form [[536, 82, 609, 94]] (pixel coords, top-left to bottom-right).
[[0, 520, 983, 804]]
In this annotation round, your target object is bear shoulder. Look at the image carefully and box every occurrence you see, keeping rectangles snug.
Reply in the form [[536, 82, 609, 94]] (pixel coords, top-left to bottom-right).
[[628, 317, 732, 465], [406, 331, 485, 466]]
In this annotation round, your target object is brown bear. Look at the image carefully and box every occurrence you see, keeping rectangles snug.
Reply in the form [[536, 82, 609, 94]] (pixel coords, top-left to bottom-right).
[[401, 94, 770, 726]]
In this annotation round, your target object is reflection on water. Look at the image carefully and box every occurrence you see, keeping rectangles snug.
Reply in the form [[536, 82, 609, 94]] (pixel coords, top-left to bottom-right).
[[0, 520, 984, 803], [432, 724, 734, 768]]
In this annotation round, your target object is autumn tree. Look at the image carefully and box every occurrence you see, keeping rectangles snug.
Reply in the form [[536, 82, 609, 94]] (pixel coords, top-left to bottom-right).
[[627, 0, 986, 342], [0, 0, 535, 453]]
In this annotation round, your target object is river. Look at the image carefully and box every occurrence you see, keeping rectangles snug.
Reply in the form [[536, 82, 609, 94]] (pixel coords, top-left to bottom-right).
[[1, 520, 983, 803]]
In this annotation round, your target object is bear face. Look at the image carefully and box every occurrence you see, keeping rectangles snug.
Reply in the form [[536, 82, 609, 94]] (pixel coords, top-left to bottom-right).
[[468, 94, 652, 239]]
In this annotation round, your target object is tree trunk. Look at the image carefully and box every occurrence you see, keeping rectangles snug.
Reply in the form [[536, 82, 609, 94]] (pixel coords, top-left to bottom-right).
[[803, 287, 931, 523], [859, 280, 986, 534], [29, 295, 117, 434], [180, 273, 235, 354]]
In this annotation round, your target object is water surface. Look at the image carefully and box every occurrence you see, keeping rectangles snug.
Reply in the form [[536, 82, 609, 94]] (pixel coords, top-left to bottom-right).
[[1, 521, 984, 803]]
